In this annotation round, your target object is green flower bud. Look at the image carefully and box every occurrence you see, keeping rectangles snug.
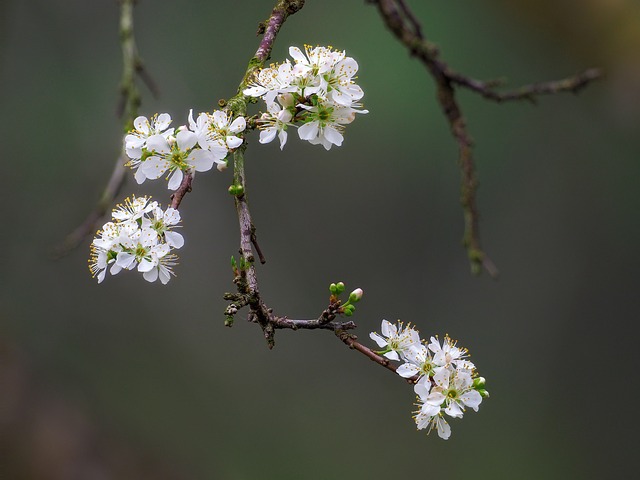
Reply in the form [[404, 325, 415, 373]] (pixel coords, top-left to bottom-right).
[[329, 283, 338, 294], [478, 389, 490, 398], [349, 288, 363, 303], [336, 282, 345, 294], [473, 377, 486, 389], [228, 184, 245, 196]]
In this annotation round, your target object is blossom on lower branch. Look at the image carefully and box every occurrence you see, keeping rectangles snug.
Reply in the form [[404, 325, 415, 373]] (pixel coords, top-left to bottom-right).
[[89, 196, 183, 284], [370, 320, 489, 440]]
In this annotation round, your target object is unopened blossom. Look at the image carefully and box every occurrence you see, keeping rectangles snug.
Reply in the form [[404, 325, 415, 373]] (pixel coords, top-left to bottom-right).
[[370, 319, 421, 362]]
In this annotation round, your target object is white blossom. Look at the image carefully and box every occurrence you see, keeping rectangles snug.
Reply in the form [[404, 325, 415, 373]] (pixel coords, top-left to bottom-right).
[[124, 113, 174, 159], [369, 319, 421, 362], [396, 344, 443, 381], [432, 368, 483, 417], [244, 45, 368, 151], [297, 103, 368, 150], [89, 197, 183, 284], [258, 94, 294, 149], [243, 61, 297, 105], [140, 130, 218, 190]]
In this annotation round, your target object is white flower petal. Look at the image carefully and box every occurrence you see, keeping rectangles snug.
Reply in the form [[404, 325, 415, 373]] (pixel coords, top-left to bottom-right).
[[176, 130, 197, 151], [164, 231, 184, 249], [225, 135, 243, 149], [138, 258, 155, 273], [323, 126, 343, 147], [396, 363, 418, 378], [260, 128, 277, 144], [146, 134, 171, 154], [155, 113, 172, 131], [167, 168, 184, 190], [189, 149, 215, 172], [133, 116, 150, 134], [436, 417, 451, 440], [298, 121, 319, 141], [461, 390, 483, 412], [369, 332, 387, 348], [143, 268, 159, 283], [229, 116, 246, 133], [141, 157, 169, 180]]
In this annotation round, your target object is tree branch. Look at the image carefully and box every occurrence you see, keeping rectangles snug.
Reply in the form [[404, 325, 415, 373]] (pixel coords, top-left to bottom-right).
[[335, 331, 419, 383], [170, 173, 193, 210], [55, 0, 158, 257], [369, 0, 600, 276]]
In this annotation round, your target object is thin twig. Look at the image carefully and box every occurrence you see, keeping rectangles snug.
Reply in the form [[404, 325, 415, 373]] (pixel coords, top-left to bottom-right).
[[336, 331, 419, 383], [222, 0, 306, 348], [369, 0, 600, 276], [55, 0, 158, 256], [450, 68, 602, 103], [170, 173, 193, 210], [52, 157, 127, 258]]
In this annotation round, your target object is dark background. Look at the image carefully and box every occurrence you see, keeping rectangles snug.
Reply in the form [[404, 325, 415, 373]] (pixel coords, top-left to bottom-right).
[[1, 0, 639, 478]]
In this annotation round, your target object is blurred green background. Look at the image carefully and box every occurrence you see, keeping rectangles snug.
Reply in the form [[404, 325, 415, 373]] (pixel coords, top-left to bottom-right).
[[1, 0, 639, 478]]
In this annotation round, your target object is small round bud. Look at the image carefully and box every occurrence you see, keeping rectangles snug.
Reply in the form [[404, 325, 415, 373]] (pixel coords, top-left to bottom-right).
[[177, 125, 187, 132], [478, 389, 490, 398], [329, 283, 338, 294], [336, 282, 345, 294], [278, 92, 295, 107], [349, 288, 363, 303], [473, 377, 486, 389]]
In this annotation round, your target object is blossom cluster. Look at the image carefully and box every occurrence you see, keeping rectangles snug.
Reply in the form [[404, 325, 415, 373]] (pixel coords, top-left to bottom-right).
[[89, 196, 183, 284], [124, 111, 246, 190], [243, 45, 368, 150], [370, 320, 489, 439]]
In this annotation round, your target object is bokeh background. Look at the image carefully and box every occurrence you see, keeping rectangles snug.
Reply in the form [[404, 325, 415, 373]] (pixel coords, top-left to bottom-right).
[[2, 0, 639, 478]]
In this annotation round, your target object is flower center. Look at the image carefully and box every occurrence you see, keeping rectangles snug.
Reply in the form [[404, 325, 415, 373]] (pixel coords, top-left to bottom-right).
[[171, 151, 189, 169]]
